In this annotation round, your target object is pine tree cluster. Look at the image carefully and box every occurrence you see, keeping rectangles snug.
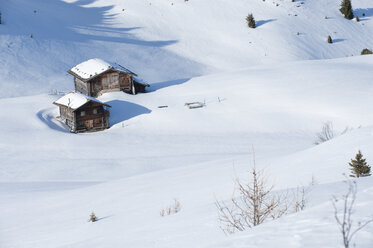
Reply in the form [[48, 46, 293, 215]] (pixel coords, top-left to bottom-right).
[[349, 150, 371, 178]]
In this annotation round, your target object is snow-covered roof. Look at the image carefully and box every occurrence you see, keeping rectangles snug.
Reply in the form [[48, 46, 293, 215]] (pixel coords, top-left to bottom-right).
[[68, 58, 137, 81], [53, 92, 111, 110]]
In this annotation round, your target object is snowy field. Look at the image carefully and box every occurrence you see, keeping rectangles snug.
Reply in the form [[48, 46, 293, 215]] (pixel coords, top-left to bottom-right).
[[0, 0, 373, 247]]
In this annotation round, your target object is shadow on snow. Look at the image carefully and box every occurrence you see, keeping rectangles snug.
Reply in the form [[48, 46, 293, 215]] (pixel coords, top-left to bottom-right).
[[148, 78, 191, 92], [1, 0, 176, 47], [354, 8, 373, 18], [256, 19, 276, 27], [36, 109, 71, 133], [106, 100, 151, 126], [0, 0, 205, 98]]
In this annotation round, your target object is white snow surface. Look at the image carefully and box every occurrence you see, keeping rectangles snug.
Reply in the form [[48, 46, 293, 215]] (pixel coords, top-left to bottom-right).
[[54, 91, 108, 109], [70, 58, 115, 80], [0, 0, 373, 248], [1, 0, 373, 98]]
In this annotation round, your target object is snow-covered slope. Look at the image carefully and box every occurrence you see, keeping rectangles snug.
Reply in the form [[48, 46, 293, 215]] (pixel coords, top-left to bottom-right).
[[1, 0, 373, 97], [1, 0, 373, 247], [1, 55, 373, 247], [1, 127, 373, 248], [1, 56, 373, 182]]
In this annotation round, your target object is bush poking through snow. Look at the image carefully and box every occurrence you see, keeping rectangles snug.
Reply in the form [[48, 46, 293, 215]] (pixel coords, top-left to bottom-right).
[[215, 167, 288, 234], [89, 212, 97, 222], [292, 186, 308, 213], [361, 48, 373, 55], [332, 179, 373, 248], [315, 121, 335, 145], [349, 150, 371, 178], [340, 0, 354, 20], [246, 13, 256, 28], [160, 199, 181, 217]]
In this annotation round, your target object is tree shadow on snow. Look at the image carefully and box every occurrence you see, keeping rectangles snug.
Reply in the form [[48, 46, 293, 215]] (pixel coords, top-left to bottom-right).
[[0, 0, 176, 47], [256, 19, 276, 27], [1, 0, 205, 96], [106, 100, 151, 126], [354, 8, 373, 19], [96, 215, 113, 222], [333, 38, 345, 43], [148, 78, 191, 92]]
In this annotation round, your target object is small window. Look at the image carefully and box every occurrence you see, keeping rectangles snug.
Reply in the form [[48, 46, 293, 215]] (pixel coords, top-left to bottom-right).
[[78, 121, 84, 126], [80, 111, 85, 117], [93, 108, 98, 114]]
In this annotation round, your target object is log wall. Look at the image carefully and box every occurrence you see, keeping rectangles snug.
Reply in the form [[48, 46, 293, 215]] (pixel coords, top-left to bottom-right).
[[74, 77, 89, 95]]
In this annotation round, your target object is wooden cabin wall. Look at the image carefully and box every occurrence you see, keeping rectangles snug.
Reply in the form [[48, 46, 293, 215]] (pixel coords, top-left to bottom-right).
[[101, 71, 120, 90], [88, 70, 121, 97], [73, 70, 144, 97], [75, 101, 109, 131], [74, 77, 89, 95], [59, 106, 77, 132], [119, 73, 133, 92]]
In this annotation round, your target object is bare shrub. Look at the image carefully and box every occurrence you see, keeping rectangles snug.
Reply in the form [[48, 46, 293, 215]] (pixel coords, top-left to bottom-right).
[[160, 199, 181, 217], [332, 179, 373, 248], [315, 121, 335, 145], [315, 122, 357, 145], [292, 186, 308, 213], [215, 167, 287, 234], [310, 174, 318, 186], [89, 212, 97, 222]]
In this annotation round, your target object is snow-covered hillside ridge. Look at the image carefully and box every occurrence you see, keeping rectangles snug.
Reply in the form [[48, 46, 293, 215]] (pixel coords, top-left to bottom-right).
[[0, 0, 373, 248], [1, 56, 373, 182], [0, 55, 373, 247], [1, 0, 373, 97]]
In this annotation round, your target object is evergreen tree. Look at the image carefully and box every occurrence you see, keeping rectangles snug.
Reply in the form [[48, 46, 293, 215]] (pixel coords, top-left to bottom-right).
[[246, 13, 256, 29], [340, 0, 354, 20], [327, 35, 333, 44], [349, 150, 371, 178]]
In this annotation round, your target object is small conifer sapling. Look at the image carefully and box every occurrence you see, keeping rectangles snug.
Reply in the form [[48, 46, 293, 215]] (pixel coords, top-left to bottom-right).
[[327, 35, 333, 44], [349, 150, 371, 178], [246, 13, 256, 29]]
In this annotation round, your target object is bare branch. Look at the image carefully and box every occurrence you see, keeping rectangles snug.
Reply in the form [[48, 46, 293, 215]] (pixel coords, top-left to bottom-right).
[[332, 179, 373, 248]]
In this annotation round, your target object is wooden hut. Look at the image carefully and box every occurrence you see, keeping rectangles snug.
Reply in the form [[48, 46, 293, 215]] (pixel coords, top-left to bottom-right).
[[53, 92, 111, 133], [67, 58, 149, 97]]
